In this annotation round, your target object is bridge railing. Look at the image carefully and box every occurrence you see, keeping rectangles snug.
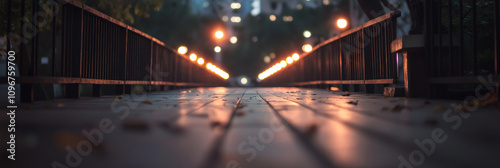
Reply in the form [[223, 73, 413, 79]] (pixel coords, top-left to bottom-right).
[[3, 0, 227, 102], [260, 11, 401, 92]]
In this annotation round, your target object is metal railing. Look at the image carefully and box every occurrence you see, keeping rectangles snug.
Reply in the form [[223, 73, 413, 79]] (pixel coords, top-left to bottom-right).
[[259, 11, 401, 91], [3, 0, 227, 102], [425, 0, 499, 84]]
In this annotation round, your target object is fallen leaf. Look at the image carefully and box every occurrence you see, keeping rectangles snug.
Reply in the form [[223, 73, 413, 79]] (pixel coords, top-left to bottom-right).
[[303, 123, 318, 136], [424, 100, 431, 105], [122, 119, 149, 131], [213, 96, 219, 98], [433, 105, 444, 111], [347, 100, 359, 105], [210, 120, 222, 127], [381, 107, 389, 111], [342, 92, 351, 96], [141, 101, 153, 105], [297, 98, 304, 100], [57, 103, 65, 108], [480, 92, 498, 107], [113, 97, 120, 101], [163, 97, 168, 99], [391, 105, 405, 112], [43, 105, 52, 109], [311, 98, 316, 100], [236, 111, 246, 116]]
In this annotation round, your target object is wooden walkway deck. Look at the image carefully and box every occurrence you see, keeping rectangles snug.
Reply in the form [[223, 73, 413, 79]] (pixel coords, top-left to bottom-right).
[[3, 87, 500, 168]]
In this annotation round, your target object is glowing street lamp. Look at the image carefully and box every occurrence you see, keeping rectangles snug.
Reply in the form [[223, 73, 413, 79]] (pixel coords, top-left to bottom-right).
[[178, 46, 188, 55], [189, 54, 197, 61], [215, 30, 224, 39], [197, 58, 205, 65], [286, 57, 293, 64], [303, 30, 311, 38], [214, 46, 221, 53], [292, 53, 300, 61], [230, 36, 238, 44], [240, 77, 248, 85], [337, 18, 348, 29], [302, 44, 313, 52]]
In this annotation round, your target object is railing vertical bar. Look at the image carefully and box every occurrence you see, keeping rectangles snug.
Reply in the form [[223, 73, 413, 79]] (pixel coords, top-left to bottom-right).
[[448, 0, 453, 76], [472, 0, 477, 75], [459, 0, 464, 76], [495, 0, 499, 76], [438, 0, 442, 77], [52, 4, 56, 77], [33, 0, 39, 76], [20, 0, 25, 76], [6, 0, 11, 53]]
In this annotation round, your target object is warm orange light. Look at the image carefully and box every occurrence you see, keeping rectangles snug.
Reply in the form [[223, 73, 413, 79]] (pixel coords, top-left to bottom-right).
[[270, 15, 276, 21], [302, 44, 313, 52], [189, 54, 197, 61], [215, 30, 224, 39], [292, 53, 300, 61], [197, 58, 205, 65], [205, 63, 229, 80], [280, 61, 287, 68], [286, 57, 293, 64], [178, 46, 188, 55], [337, 18, 348, 29]]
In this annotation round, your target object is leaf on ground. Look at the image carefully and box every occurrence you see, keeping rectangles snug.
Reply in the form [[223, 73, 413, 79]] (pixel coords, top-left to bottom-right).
[[342, 92, 351, 96], [213, 96, 219, 98], [303, 123, 319, 136], [424, 100, 431, 105], [141, 101, 153, 105], [43, 105, 52, 109], [57, 103, 65, 108], [123, 119, 149, 131], [480, 92, 499, 107], [433, 105, 444, 111], [391, 105, 405, 112], [347, 100, 359, 105], [297, 98, 304, 100], [210, 120, 222, 127], [163, 97, 168, 99], [311, 98, 316, 100], [381, 107, 389, 111], [236, 111, 246, 116]]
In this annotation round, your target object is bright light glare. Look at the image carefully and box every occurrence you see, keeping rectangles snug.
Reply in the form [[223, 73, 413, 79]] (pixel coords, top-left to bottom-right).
[[270, 15, 276, 21], [230, 36, 238, 44], [197, 58, 204, 65], [337, 18, 348, 29], [206, 63, 230, 80], [178, 46, 188, 55], [303, 30, 311, 38], [189, 54, 197, 61], [286, 57, 293, 64], [240, 77, 248, 85], [292, 53, 300, 61], [215, 30, 224, 39], [231, 16, 241, 23], [214, 46, 221, 53], [302, 44, 313, 52], [280, 61, 287, 67], [231, 3, 241, 9]]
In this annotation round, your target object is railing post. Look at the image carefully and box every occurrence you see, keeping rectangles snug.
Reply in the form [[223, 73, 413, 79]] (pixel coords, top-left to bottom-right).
[[66, 4, 84, 99], [495, 0, 499, 92]]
